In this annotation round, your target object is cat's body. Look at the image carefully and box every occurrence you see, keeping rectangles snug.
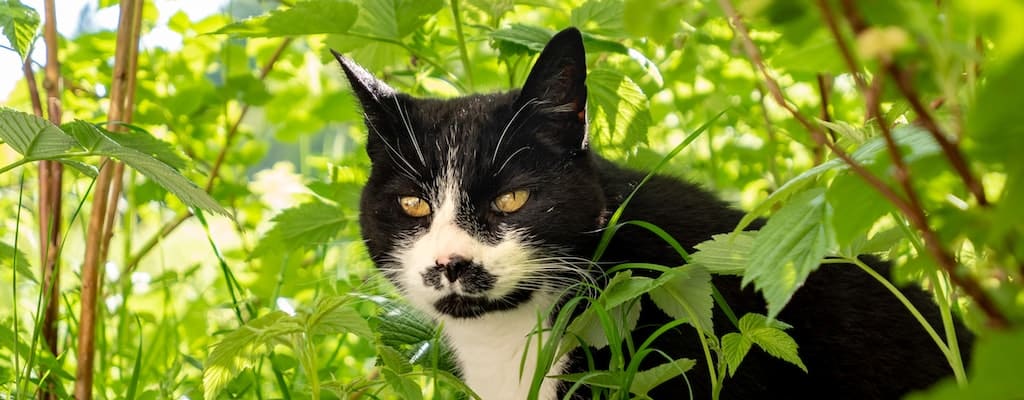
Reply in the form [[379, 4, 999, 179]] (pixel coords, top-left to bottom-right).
[[334, 28, 971, 399]]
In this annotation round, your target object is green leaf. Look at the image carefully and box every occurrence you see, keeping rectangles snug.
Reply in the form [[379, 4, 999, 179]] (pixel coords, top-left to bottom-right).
[[204, 311, 291, 400], [735, 313, 805, 372], [1, 240, 34, 283], [214, 0, 358, 37], [0, 108, 80, 159], [690, 231, 758, 276], [826, 172, 892, 247], [0, 0, 40, 60], [65, 122, 189, 169], [721, 332, 751, 377], [647, 266, 714, 333], [349, 0, 443, 40], [308, 295, 373, 339], [907, 329, 1024, 400], [623, 0, 685, 42], [377, 344, 413, 374], [382, 368, 424, 400], [252, 201, 349, 256], [490, 24, 552, 56], [743, 188, 834, 320], [58, 121, 227, 215], [629, 358, 696, 396], [588, 68, 651, 150], [571, 0, 625, 37]]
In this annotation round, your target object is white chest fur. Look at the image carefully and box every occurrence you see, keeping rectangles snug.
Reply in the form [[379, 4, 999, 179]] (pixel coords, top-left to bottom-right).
[[441, 300, 567, 400]]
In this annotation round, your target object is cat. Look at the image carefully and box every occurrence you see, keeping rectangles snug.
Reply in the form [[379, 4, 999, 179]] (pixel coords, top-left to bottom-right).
[[332, 27, 972, 399]]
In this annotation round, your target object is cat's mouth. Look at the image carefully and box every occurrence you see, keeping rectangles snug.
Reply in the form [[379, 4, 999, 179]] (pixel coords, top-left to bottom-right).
[[432, 287, 534, 318]]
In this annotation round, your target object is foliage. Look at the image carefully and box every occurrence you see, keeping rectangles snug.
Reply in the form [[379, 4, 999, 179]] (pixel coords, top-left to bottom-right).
[[1, 0, 1023, 399]]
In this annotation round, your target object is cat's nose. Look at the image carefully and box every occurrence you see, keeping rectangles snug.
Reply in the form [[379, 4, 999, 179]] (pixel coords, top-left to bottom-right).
[[436, 255, 472, 283]]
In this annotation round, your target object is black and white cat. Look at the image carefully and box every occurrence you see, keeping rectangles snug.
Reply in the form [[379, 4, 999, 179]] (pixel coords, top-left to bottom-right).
[[333, 28, 970, 399]]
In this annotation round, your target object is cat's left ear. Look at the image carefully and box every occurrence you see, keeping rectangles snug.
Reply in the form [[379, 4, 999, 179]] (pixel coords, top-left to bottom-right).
[[517, 27, 588, 149], [330, 49, 396, 114]]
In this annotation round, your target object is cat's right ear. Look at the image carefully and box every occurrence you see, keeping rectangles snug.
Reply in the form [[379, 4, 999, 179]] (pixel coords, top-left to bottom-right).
[[331, 49, 396, 115]]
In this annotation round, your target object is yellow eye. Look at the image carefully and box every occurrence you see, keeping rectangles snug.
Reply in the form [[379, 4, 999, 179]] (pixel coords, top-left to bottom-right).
[[398, 196, 431, 217], [492, 190, 530, 213]]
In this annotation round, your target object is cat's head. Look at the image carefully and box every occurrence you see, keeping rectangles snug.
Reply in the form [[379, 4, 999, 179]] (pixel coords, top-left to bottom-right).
[[335, 28, 606, 319]]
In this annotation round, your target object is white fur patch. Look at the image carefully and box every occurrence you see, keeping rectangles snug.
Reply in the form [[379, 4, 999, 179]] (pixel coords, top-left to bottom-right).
[[387, 160, 568, 399], [443, 298, 568, 400]]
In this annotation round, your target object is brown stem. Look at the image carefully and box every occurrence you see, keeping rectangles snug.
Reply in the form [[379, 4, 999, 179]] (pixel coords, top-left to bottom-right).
[[837, 0, 988, 207], [885, 63, 989, 206], [814, 0, 868, 93], [867, 67, 1008, 329], [35, 1, 64, 399], [718, 0, 1009, 329], [100, 0, 144, 264], [74, 1, 141, 398], [814, 73, 833, 164], [122, 38, 293, 274]]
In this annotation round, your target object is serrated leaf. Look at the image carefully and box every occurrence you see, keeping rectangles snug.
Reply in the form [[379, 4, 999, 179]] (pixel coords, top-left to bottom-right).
[[743, 188, 834, 320], [721, 332, 752, 377], [0, 1, 40, 60], [737, 313, 793, 332], [214, 0, 358, 37], [106, 123, 190, 169], [59, 121, 227, 215], [690, 232, 758, 276], [629, 358, 696, 396], [377, 345, 413, 374], [647, 266, 714, 333], [571, 0, 625, 37], [490, 24, 552, 56], [349, 0, 443, 40], [204, 311, 290, 399], [566, 296, 641, 350], [588, 68, 651, 150], [382, 368, 424, 400], [1, 240, 34, 283], [252, 201, 348, 256], [827, 172, 892, 247], [623, 0, 685, 42], [308, 295, 373, 339], [746, 326, 806, 372], [0, 108, 80, 159]]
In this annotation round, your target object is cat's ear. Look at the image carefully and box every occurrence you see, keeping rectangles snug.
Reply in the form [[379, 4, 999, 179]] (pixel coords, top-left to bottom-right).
[[331, 49, 396, 115], [517, 27, 588, 150]]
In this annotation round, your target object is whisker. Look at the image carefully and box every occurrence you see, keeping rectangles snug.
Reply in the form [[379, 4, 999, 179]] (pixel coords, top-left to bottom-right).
[[491, 98, 539, 165]]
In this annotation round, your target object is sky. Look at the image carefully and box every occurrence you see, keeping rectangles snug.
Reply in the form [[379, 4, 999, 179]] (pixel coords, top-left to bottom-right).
[[0, 0, 227, 102]]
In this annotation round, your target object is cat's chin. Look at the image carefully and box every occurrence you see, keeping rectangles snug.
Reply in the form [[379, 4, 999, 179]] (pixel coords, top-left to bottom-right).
[[432, 287, 534, 319]]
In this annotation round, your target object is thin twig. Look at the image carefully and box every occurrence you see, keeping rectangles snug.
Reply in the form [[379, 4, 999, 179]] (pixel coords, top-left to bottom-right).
[[866, 67, 1007, 328], [717, 0, 1008, 329], [837, 0, 988, 206], [814, 0, 868, 92], [124, 38, 293, 274]]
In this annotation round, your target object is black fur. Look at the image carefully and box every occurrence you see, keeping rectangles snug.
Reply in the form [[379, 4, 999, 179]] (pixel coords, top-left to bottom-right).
[[334, 28, 971, 399]]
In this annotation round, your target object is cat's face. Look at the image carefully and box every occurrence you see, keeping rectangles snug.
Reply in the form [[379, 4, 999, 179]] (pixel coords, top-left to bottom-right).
[[336, 28, 607, 319]]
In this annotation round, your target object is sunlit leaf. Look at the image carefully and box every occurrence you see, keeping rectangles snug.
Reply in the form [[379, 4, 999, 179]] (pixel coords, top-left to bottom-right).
[[1, 240, 34, 283], [0, 108, 79, 159], [648, 266, 714, 333], [690, 232, 758, 276], [0, 0, 40, 60], [629, 358, 695, 396], [252, 200, 349, 257], [743, 188, 834, 320], [214, 0, 358, 37]]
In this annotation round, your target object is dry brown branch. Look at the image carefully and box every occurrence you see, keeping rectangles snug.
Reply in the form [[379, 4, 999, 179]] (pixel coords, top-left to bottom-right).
[[717, 0, 1009, 328], [814, 0, 868, 93], [74, 1, 142, 398], [123, 38, 294, 275]]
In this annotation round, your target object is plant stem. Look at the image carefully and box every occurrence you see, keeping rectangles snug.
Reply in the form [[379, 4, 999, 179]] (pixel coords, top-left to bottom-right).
[[450, 0, 475, 90], [932, 270, 967, 385], [840, 257, 967, 379], [75, 1, 141, 397]]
